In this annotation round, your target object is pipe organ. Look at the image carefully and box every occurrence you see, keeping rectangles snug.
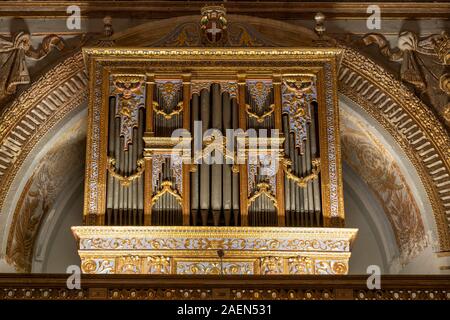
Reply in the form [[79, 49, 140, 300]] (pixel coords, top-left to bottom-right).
[[73, 48, 357, 275]]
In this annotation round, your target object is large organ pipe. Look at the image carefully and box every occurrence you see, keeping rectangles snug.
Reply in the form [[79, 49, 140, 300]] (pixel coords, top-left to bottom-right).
[[231, 98, 240, 226], [190, 94, 200, 225], [282, 115, 291, 226], [126, 129, 132, 224], [301, 122, 309, 225], [131, 127, 138, 225], [211, 84, 222, 226], [113, 117, 120, 225], [310, 103, 321, 225], [106, 97, 115, 225], [222, 92, 232, 226], [305, 120, 313, 226], [199, 88, 210, 225], [290, 133, 298, 226], [138, 109, 144, 225]]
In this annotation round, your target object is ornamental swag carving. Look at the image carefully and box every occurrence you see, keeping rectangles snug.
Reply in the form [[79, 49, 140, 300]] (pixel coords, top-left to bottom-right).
[[0, 32, 64, 102]]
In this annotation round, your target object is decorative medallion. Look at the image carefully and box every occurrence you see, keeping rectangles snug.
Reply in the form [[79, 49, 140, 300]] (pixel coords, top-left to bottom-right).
[[200, 5, 228, 45]]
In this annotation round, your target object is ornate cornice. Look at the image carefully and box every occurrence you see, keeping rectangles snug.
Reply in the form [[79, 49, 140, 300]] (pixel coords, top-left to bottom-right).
[[0, 274, 449, 300], [72, 226, 357, 275], [339, 46, 450, 251], [1, 2, 449, 19]]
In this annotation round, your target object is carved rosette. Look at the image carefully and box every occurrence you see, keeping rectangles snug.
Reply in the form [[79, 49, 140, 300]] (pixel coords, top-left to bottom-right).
[[288, 256, 348, 275], [81, 258, 115, 274]]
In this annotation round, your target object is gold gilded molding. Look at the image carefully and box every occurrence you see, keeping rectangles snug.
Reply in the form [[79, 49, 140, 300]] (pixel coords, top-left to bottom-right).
[[1, 274, 449, 300], [82, 47, 344, 227], [72, 226, 356, 275]]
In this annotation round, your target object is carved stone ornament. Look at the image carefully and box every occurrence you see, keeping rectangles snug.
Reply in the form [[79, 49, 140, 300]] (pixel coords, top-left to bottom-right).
[[361, 31, 449, 122], [0, 32, 64, 102]]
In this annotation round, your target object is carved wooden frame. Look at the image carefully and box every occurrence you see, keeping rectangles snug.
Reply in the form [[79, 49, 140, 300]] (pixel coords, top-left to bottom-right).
[[82, 47, 344, 227]]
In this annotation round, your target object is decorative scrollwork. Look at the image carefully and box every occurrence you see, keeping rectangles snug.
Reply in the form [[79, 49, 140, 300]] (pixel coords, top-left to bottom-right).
[[191, 135, 236, 164], [247, 182, 278, 209], [155, 80, 182, 107], [107, 157, 145, 187], [282, 158, 321, 188], [152, 100, 183, 120], [151, 180, 183, 208], [111, 75, 145, 150], [245, 103, 275, 123], [282, 78, 316, 154]]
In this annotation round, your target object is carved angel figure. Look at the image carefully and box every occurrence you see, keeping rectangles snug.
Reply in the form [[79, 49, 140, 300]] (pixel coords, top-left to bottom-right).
[[0, 32, 64, 101]]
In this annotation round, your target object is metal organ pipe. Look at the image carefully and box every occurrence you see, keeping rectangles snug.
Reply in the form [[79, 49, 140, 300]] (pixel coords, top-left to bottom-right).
[[222, 91, 232, 226], [211, 84, 222, 226], [190, 94, 200, 226]]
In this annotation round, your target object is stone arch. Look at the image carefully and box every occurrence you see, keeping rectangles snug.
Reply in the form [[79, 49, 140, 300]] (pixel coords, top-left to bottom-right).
[[1, 14, 449, 271]]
